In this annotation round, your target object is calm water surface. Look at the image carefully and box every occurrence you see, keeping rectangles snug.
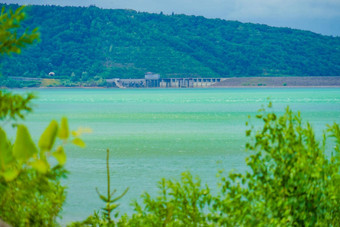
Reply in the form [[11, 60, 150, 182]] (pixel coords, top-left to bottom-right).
[[7, 88, 340, 223]]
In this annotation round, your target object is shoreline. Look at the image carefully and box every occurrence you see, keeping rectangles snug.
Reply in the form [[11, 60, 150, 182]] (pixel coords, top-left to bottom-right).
[[3, 76, 340, 89], [211, 85, 340, 88], [3, 85, 340, 89]]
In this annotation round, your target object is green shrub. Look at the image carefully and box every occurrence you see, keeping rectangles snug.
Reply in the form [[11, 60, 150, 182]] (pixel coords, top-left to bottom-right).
[[0, 6, 86, 226], [0, 92, 86, 226], [0, 166, 67, 226], [116, 103, 339, 226], [118, 172, 211, 227], [209, 104, 339, 226]]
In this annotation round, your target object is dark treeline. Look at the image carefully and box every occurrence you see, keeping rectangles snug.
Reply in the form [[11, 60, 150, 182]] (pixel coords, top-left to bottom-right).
[[1, 3, 340, 80]]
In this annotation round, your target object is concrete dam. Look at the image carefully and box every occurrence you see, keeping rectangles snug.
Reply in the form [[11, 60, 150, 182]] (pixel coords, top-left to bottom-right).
[[106, 73, 225, 88]]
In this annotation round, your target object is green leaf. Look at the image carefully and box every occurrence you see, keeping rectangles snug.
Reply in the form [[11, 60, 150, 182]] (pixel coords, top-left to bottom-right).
[[72, 127, 92, 137], [31, 159, 49, 173], [52, 146, 66, 165], [12, 124, 38, 162], [1, 168, 20, 181], [102, 203, 119, 212], [110, 187, 129, 203], [38, 120, 58, 151], [96, 188, 110, 202], [58, 117, 69, 139], [0, 127, 14, 168], [100, 195, 109, 203], [109, 203, 119, 210], [72, 138, 86, 148]]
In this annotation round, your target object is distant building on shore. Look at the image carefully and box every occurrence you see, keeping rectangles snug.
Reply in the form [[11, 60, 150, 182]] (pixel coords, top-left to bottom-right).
[[145, 72, 160, 80], [145, 72, 160, 87]]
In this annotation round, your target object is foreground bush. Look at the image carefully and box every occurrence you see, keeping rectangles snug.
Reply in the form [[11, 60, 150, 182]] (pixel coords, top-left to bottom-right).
[[112, 104, 339, 227], [210, 105, 340, 226], [0, 5, 66, 225], [0, 165, 67, 225], [0, 5, 88, 226], [117, 172, 211, 226], [0, 91, 86, 226]]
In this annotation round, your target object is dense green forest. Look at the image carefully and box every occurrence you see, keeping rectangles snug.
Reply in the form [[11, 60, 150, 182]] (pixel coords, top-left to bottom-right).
[[1, 3, 340, 83]]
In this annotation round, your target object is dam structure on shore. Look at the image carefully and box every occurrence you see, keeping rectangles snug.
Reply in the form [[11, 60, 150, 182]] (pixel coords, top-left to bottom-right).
[[106, 73, 225, 88]]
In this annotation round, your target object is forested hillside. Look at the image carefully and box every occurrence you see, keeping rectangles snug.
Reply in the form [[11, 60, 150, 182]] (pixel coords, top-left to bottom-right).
[[1, 3, 340, 81]]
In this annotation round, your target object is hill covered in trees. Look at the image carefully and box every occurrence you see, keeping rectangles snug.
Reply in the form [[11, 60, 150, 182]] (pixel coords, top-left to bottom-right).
[[1, 3, 340, 82]]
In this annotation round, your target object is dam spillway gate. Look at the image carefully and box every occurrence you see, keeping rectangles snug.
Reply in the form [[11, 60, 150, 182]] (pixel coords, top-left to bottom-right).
[[106, 78, 224, 88]]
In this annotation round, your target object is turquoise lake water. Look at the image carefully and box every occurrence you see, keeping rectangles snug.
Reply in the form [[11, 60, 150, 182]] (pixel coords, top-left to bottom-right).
[[6, 88, 340, 223]]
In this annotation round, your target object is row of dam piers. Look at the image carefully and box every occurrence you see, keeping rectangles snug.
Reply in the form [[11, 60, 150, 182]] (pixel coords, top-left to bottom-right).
[[106, 77, 224, 88]]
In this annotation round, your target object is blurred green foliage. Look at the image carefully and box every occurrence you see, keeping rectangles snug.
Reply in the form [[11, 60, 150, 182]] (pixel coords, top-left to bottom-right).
[[0, 90, 86, 226], [0, 91, 86, 226], [0, 5, 39, 56], [113, 104, 339, 226], [0, 5, 39, 87], [118, 172, 211, 226], [0, 114, 85, 225], [209, 105, 340, 226], [0, 5, 85, 225], [0, 90, 35, 121]]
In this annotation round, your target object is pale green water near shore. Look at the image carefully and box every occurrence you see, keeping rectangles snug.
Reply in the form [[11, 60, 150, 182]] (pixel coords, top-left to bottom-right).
[[6, 88, 340, 223]]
